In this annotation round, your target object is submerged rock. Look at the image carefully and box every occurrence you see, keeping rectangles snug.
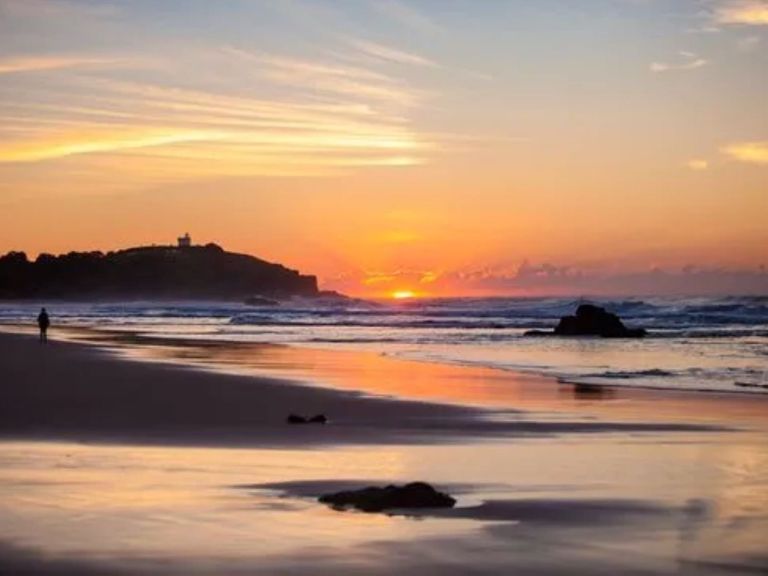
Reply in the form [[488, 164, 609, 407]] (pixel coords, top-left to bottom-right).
[[319, 482, 456, 512], [525, 304, 646, 338], [244, 296, 280, 307], [522, 329, 552, 337]]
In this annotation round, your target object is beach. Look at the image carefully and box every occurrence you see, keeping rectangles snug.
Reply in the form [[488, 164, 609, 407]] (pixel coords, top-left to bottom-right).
[[2, 0, 766, 572], [1, 329, 767, 575]]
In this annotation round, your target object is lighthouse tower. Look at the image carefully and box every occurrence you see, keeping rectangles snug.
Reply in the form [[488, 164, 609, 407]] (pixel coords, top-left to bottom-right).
[[177, 233, 192, 248]]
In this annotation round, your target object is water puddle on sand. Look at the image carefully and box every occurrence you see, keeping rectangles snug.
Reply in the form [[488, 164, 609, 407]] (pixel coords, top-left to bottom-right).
[[1, 434, 767, 575]]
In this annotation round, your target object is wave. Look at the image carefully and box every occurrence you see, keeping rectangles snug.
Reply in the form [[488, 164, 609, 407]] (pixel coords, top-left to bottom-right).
[[307, 337, 403, 344], [649, 329, 768, 339], [228, 314, 542, 330], [4, 296, 766, 397], [391, 350, 768, 396], [3, 296, 767, 340], [578, 369, 676, 379]]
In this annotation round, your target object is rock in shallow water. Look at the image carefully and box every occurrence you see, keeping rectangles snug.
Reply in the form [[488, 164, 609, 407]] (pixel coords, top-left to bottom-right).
[[555, 304, 646, 338], [525, 304, 646, 338], [319, 482, 456, 512]]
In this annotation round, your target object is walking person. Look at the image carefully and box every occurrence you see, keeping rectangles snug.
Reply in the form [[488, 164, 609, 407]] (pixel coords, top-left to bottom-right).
[[37, 307, 50, 344]]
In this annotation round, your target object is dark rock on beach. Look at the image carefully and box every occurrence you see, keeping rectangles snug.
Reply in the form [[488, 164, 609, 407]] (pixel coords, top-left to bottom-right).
[[525, 304, 646, 338], [286, 413, 328, 424], [319, 482, 456, 512]]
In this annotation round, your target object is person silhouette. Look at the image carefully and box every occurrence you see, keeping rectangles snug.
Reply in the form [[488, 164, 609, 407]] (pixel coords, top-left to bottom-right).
[[37, 307, 50, 344]]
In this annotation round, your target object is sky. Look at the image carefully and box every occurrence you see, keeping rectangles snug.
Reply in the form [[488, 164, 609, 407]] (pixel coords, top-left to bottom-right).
[[0, 0, 766, 297]]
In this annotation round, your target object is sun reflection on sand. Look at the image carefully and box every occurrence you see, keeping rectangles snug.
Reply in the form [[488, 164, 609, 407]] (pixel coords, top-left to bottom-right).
[[1, 435, 767, 574], [85, 330, 768, 426]]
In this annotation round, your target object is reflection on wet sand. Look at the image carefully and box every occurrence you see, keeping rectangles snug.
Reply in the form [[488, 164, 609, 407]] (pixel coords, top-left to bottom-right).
[[0, 329, 766, 575], [54, 326, 768, 427], [1, 438, 767, 575], [566, 382, 616, 400]]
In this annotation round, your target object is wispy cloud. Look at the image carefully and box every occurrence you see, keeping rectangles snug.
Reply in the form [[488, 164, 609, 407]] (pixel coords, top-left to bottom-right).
[[370, 0, 441, 34], [0, 44, 435, 180], [650, 51, 708, 73], [360, 268, 438, 288], [328, 261, 768, 297], [0, 0, 121, 19], [737, 35, 762, 51], [452, 262, 768, 296], [721, 141, 768, 164], [0, 55, 120, 75], [715, 1, 768, 25], [224, 47, 426, 107], [0, 129, 219, 163], [347, 39, 438, 68], [687, 159, 709, 171]]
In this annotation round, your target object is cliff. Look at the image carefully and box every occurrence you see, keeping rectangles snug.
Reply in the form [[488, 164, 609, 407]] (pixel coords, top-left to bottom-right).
[[0, 243, 318, 300]]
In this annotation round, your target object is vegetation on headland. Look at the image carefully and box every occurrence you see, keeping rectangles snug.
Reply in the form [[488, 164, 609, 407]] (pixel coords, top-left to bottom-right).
[[0, 243, 318, 300]]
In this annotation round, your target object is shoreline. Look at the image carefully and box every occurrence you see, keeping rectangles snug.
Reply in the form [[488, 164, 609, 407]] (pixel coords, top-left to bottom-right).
[[8, 323, 768, 427], [4, 319, 767, 400], [1, 330, 762, 449]]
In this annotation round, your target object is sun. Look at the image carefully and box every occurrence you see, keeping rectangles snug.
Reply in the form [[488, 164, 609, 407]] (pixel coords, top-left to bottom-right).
[[391, 290, 416, 300]]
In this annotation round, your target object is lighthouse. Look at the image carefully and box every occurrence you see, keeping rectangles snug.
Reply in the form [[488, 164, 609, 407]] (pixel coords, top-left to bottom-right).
[[177, 233, 192, 248]]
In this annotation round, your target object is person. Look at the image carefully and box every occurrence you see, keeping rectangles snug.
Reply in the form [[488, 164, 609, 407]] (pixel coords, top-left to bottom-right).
[[37, 307, 50, 344]]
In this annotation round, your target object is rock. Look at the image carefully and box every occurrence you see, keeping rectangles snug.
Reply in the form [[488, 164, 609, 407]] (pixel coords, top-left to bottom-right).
[[244, 296, 280, 307], [554, 304, 646, 338], [735, 381, 768, 390], [522, 329, 552, 337], [525, 304, 646, 338], [319, 482, 456, 512], [286, 413, 328, 424]]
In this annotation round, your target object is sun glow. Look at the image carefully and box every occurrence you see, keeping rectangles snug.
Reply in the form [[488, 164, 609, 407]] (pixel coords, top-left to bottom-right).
[[391, 290, 416, 300]]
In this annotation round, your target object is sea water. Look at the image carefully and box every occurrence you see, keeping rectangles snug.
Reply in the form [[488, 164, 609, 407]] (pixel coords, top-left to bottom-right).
[[1, 296, 767, 395]]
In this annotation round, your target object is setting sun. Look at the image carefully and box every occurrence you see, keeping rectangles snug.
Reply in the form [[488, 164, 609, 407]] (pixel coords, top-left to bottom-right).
[[392, 290, 416, 300]]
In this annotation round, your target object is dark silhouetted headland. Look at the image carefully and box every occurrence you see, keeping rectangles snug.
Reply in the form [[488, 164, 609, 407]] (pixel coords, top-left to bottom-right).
[[0, 241, 318, 300]]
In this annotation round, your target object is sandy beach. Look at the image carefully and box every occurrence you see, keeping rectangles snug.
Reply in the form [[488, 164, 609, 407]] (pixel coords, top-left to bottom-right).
[[1, 329, 767, 575], [1, 330, 754, 446], [2, 0, 767, 571]]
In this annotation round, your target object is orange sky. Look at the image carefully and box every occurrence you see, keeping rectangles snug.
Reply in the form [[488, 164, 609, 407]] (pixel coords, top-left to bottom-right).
[[0, 0, 766, 297]]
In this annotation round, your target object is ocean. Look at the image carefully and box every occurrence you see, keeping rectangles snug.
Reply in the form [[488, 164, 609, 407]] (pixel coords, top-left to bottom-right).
[[1, 296, 767, 395]]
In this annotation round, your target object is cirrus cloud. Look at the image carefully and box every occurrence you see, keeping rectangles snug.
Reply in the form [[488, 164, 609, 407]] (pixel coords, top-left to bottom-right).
[[0, 55, 120, 75], [721, 141, 768, 165], [687, 159, 709, 171], [650, 51, 708, 73]]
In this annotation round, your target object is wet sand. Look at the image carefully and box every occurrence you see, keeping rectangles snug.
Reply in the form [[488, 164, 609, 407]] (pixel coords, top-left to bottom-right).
[[0, 331, 741, 447], [1, 330, 767, 575]]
